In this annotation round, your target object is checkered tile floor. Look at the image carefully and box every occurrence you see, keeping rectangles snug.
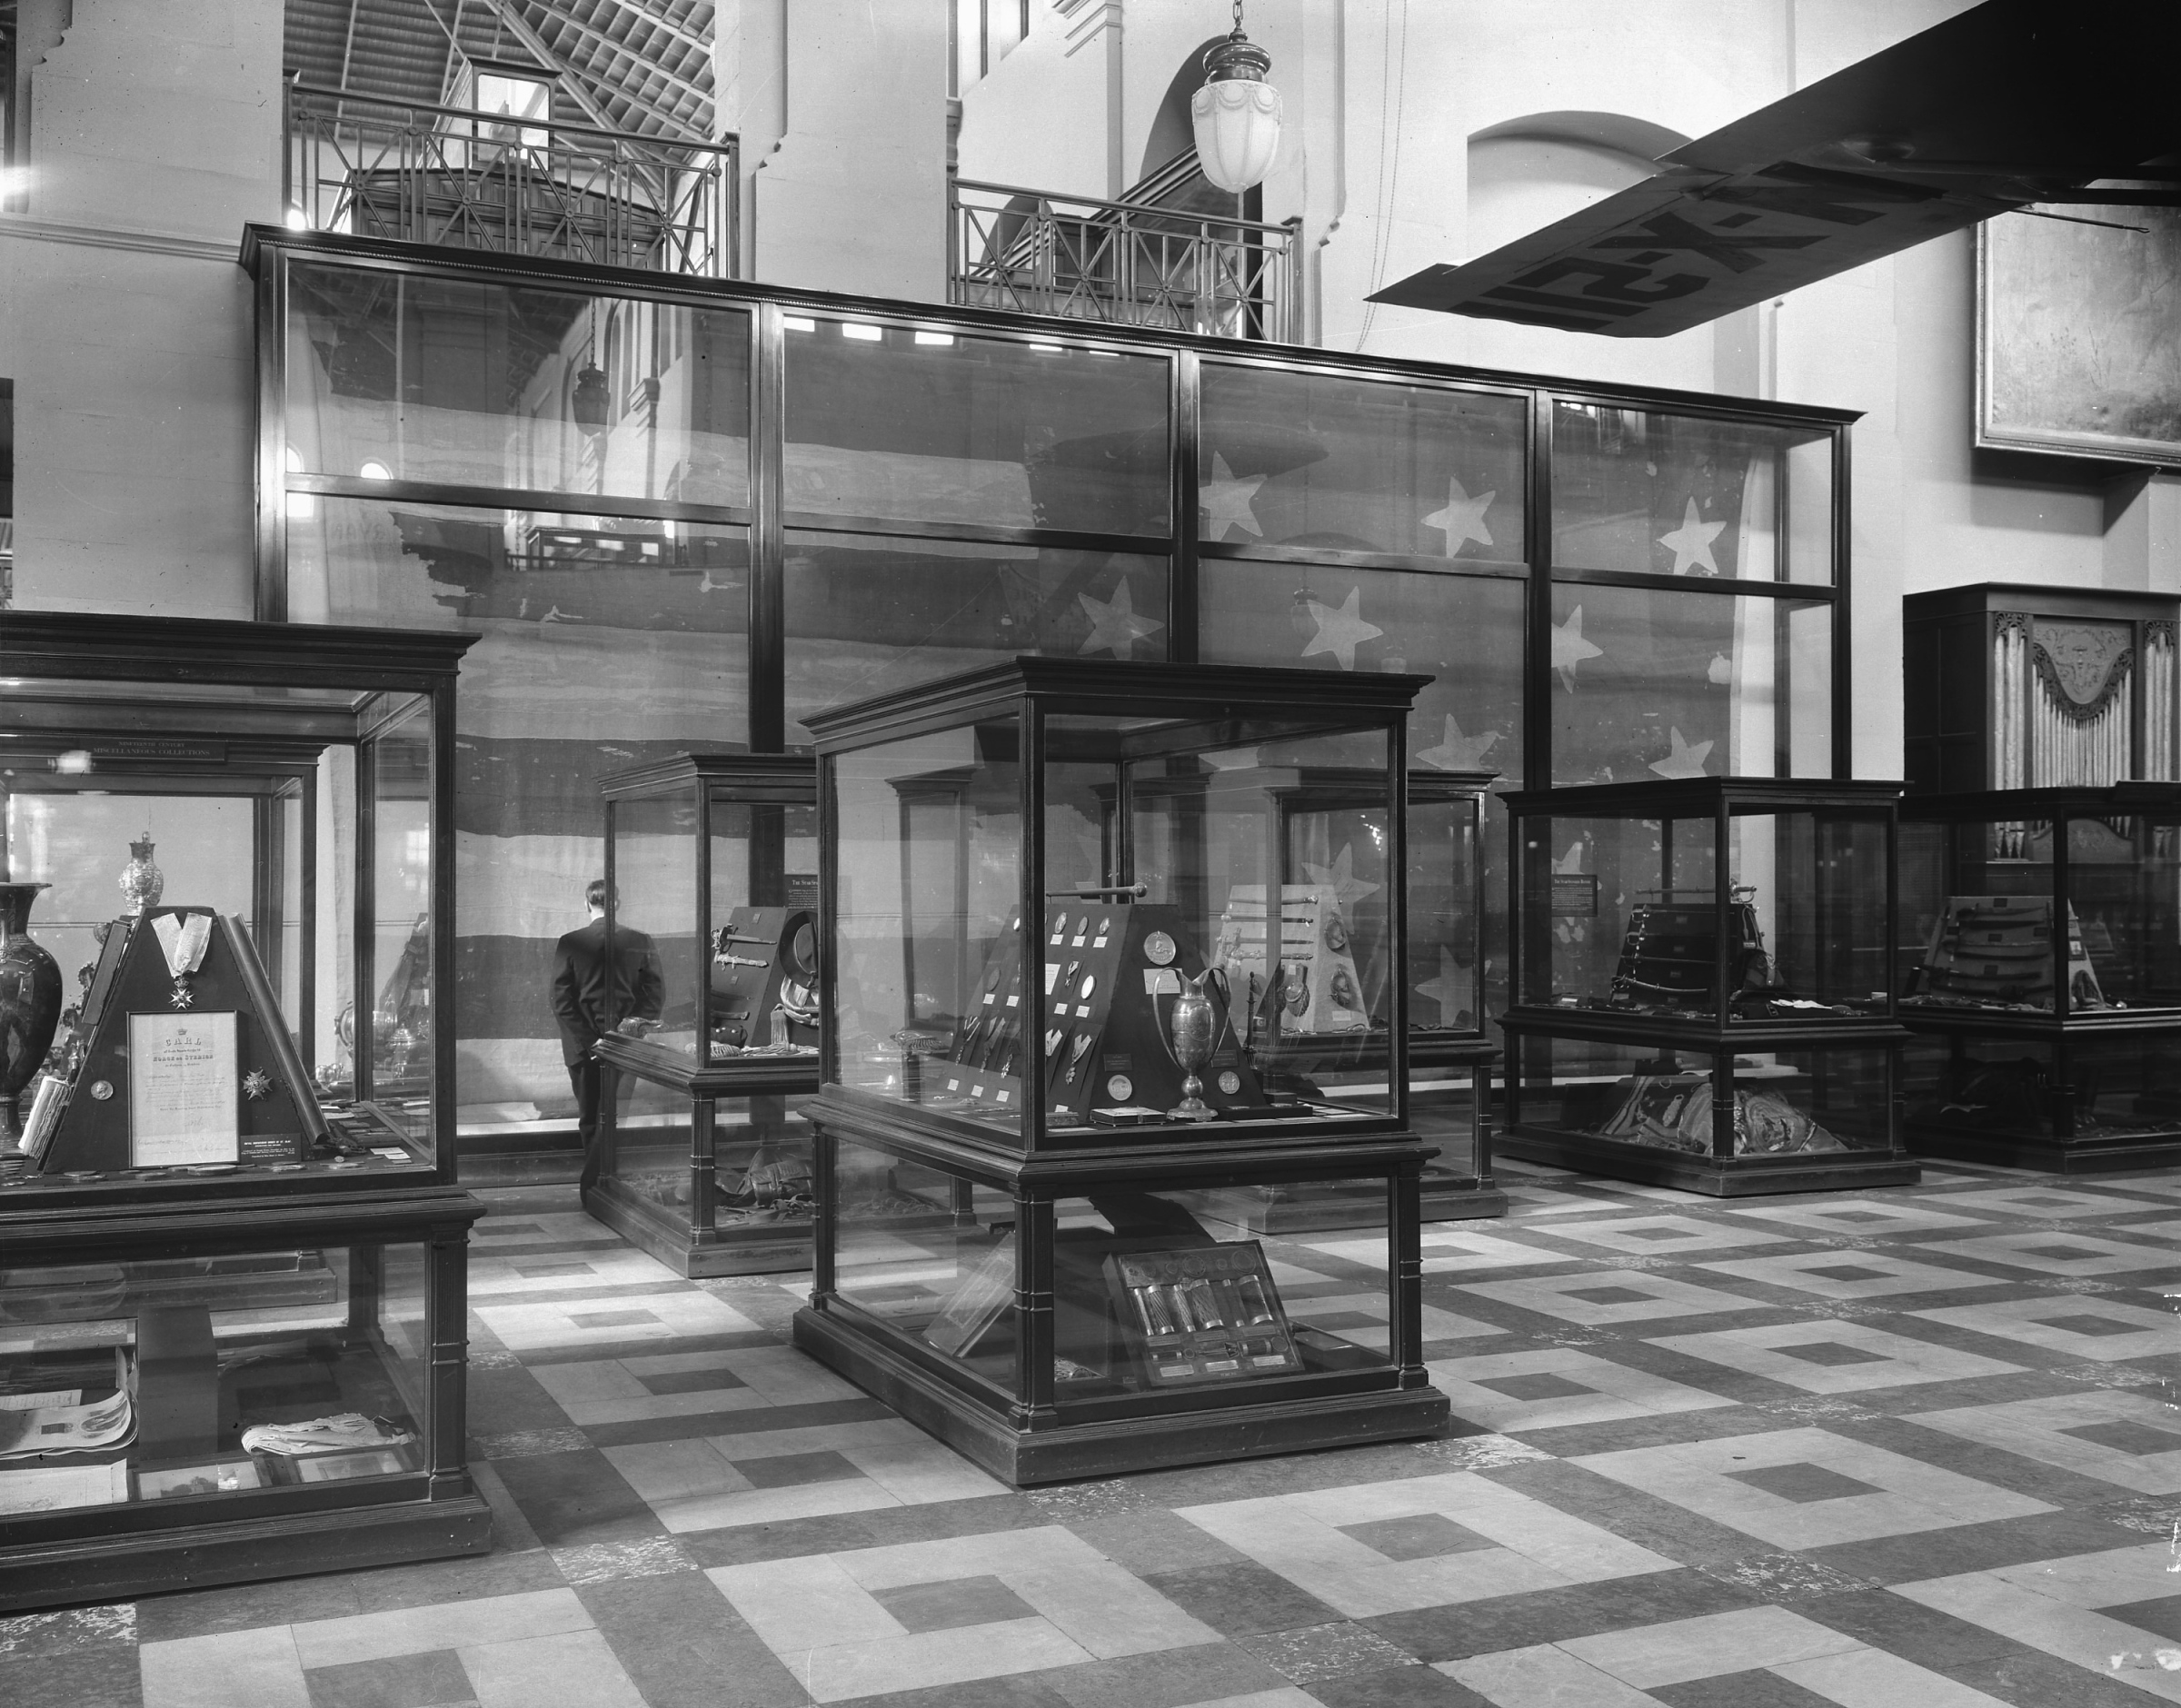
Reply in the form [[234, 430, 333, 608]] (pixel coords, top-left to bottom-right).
[[5, 1161, 2179, 1707]]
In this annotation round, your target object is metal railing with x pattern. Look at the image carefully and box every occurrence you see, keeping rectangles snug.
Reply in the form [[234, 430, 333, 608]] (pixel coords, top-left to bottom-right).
[[951, 177, 1300, 343], [284, 82, 738, 277]]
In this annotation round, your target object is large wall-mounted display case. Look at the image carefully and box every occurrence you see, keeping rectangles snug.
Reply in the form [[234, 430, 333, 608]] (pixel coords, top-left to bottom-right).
[[794, 659, 1448, 1484], [0, 613, 487, 1608], [1500, 776, 1917, 1194], [1898, 782, 2181, 1170], [591, 753, 821, 1274]]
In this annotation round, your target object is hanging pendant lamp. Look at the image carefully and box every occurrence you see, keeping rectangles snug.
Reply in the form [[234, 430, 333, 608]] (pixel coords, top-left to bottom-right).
[[1191, 1, 1283, 194]]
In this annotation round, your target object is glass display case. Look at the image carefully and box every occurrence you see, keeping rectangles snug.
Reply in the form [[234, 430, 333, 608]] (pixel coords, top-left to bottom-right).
[[1500, 777, 1916, 1193], [1897, 783, 2181, 1169], [591, 754, 822, 1274], [796, 659, 1449, 1483], [0, 613, 487, 1608]]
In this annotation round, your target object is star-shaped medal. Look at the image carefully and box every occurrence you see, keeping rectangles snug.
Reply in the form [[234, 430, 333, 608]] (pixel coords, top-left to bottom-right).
[[1300, 587, 1384, 671], [1419, 714, 1500, 771], [1200, 452, 1268, 540], [1076, 576, 1164, 660], [1658, 496, 1727, 576], [1648, 726, 1716, 780], [169, 979, 195, 1010], [1420, 476, 1495, 556], [243, 1069, 274, 1100]]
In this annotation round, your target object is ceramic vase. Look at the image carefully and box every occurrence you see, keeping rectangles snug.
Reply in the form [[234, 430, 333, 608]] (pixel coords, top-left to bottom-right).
[[119, 831, 164, 916], [0, 882, 62, 1144]]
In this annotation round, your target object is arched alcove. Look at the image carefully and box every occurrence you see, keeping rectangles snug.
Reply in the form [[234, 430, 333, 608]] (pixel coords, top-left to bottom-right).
[[1465, 110, 1688, 261], [1140, 37, 1230, 184]]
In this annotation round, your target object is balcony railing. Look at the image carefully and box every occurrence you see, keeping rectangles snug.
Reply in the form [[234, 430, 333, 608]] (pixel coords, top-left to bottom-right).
[[951, 176, 1301, 343], [284, 82, 738, 277]]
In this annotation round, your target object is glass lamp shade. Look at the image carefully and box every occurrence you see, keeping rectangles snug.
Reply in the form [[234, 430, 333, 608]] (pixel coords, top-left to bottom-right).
[[1191, 33, 1282, 194], [571, 363, 611, 436]]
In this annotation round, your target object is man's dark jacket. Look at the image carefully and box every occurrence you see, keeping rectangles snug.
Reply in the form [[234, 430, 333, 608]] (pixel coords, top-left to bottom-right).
[[551, 918, 665, 1066]]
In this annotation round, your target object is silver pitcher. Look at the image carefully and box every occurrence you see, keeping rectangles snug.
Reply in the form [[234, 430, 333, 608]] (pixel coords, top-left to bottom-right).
[[1165, 968, 1218, 1123]]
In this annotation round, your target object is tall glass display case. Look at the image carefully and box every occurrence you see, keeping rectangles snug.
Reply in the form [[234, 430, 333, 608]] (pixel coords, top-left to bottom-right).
[[1500, 777, 1916, 1195], [1898, 783, 2181, 1170], [0, 613, 487, 1609], [796, 659, 1449, 1485], [591, 754, 822, 1274]]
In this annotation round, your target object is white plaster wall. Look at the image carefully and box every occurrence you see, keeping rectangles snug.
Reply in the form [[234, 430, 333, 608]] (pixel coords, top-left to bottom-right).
[[0, 0, 281, 618]]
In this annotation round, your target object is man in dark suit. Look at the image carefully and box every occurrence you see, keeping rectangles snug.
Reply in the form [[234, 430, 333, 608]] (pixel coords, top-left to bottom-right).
[[552, 879, 665, 1200]]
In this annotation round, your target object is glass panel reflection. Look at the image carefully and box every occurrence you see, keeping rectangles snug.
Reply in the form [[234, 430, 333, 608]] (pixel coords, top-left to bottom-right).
[[1200, 364, 1526, 560], [1552, 402, 1832, 583], [783, 320, 1170, 534], [286, 263, 752, 506], [1550, 583, 1831, 784], [784, 532, 1168, 742]]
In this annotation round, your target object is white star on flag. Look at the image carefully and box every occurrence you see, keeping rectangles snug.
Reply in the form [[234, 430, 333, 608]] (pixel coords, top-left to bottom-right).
[[1300, 586, 1383, 670], [1419, 715, 1500, 771], [1648, 726, 1715, 779], [1552, 605, 1603, 690], [1421, 476, 1495, 556], [1076, 577, 1164, 660], [1658, 496, 1727, 576], [1415, 947, 1467, 1026], [1303, 843, 1380, 909], [1200, 452, 1268, 540]]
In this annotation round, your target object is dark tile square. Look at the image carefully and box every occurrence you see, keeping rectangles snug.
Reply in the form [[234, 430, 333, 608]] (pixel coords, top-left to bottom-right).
[[2034, 1314, 2143, 1339], [2012, 1195, 2085, 1208], [1472, 1373, 1596, 1403], [1825, 1211, 1890, 1224], [1238, 1621, 1417, 1684], [1310, 1663, 1497, 1706], [1339, 1514, 1498, 1562], [871, 1574, 1037, 1634], [569, 1309, 659, 1328], [489, 1446, 662, 1545], [1295, 1312, 1383, 1333], [2098, 1594, 2181, 1643], [1618, 1226, 1688, 1242], [1566, 1286, 1652, 1306], [2062, 1420, 2181, 1457], [1654, 1668, 1838, 1708], [2018, 1244, 2106, 1262], [633, 1366, 748, 1396], [1141, 1563, 1342, 1636], [735, 1450, 864, 1489], [1771, 1342, 1889, 1367], [1728, 1463, 1884, 1504], [304, 1648, 472, 1708], [512, 1261, 594, 1278], [1799, 1265, 1892, 1283]]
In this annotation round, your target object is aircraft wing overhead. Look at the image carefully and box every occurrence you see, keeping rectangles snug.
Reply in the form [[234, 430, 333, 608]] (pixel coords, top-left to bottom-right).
[[1369, 0, 2180, 338]]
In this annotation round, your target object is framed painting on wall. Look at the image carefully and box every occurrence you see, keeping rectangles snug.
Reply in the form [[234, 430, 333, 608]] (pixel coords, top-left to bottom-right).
[[1977, 204, 2181, 469]]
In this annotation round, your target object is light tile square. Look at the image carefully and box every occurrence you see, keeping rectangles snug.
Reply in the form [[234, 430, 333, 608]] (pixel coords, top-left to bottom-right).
[[1429, 1346, 1736, 1432], [1696, 1249, 2002, 1301], [1306, 1228, 1572, 1272], [1897, 1544, 2181, 1705], [1174, 1469, 1675, 1617], [289, 1588, 594, 1670], [1910, 1294, 2177, 1363], [1559, 1605, 1860, 1687], [1648, 1318, 2020, 1394], [1904, 1391, 2181, 1494], [141, 1625, 309, 1708], [1530, 1214, 1790, 1256], [1574, 1426, 2052, 1549], [1932, 1187, 2159, 1219], [1723, 1197, 1992, 1235], [1457, 1269, 1758, 1326], [1439, 1643, 1660, 1706], [1916, 1230, 2181, 1277], [460, 1626, 647, 1708], [475, 1288, 761, 1351]]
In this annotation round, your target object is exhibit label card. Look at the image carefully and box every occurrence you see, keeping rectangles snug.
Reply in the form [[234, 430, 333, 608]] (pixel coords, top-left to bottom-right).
[[128, 1011, 240, 1167]]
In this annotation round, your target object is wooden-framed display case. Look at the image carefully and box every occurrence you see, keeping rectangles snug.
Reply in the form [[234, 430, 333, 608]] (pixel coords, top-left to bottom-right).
[[794, 658, 1449, 1485], [1898, 781, 2181, 1171], [0, 613, 488, 1608], [591, 753, 822, 1274], [1500, 776, 1917, 1195]]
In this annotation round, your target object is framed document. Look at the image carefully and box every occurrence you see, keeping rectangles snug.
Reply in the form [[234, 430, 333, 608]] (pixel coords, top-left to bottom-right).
[[128, 1011, 240, 1167]]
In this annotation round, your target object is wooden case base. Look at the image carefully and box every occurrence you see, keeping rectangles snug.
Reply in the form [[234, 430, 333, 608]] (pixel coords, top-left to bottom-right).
[[1904, 1120, 2181, 1176], [1499, 1127, 1920, 1197], [583, 1180, 812, 1276], [0, 1488, 492, 1613], [792, 1305, 1449, 1486]]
